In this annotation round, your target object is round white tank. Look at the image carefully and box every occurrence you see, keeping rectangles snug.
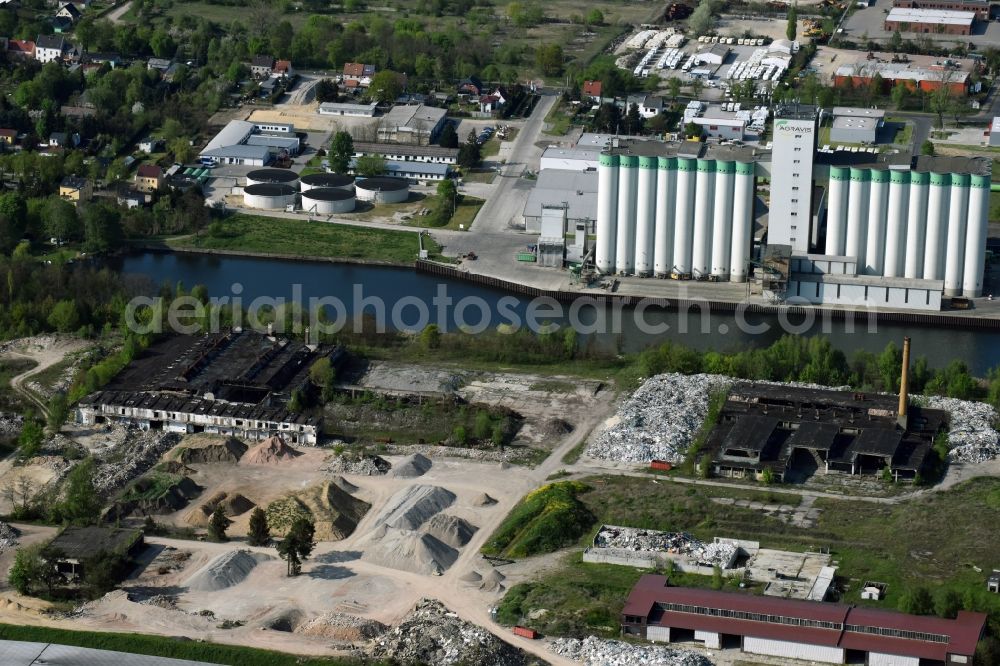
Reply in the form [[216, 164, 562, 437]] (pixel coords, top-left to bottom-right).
[[301, 187, 356, 214], [943, 173, 969, 297], [615, 155, 639, 275], [730, 161, 755, 282], [246, 168, 300, 189], [596, 153, 619, 274], [883, 170, 909, 279], [243, 183, 297, 210], [904, 172, 928, 279], [864, 169, 889, 275], [922, 171, 950, 280], [653, 157, 677, 277], [672, 158, 696, 276], [691, 159, 715, 278], [300, 172, 355, 192], [355, 176, 410, 203], [962, 174, 991, 297], [633, 156, 658, 276], [825, 167, 849, 256], [711, 161, 735, 279], [845, 168, 869, 268]]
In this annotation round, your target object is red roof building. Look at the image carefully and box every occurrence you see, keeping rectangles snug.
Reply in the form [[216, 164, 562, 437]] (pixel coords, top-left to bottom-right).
[[622, 575, 986, 665], [7, 40, 35, 58], [582, 80, 603, 101]]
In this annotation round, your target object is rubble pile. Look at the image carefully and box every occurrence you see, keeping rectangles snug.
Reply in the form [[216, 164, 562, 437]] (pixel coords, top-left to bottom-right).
[[588, 374, 733, 463], [924, 396, 1000, 464], [0, 413, 23, 437], [594, 525, 737, 568], [324, 454, 391, 476], [296, 612, 388, 641], [94, 429, 182, 495], [0, 522, 19, 554], [551, 636, 713, 666], [371, 599, 540, 666]]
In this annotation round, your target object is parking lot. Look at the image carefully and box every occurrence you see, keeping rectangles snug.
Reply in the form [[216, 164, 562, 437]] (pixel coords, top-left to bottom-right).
[[842, 0, 1000, 47]]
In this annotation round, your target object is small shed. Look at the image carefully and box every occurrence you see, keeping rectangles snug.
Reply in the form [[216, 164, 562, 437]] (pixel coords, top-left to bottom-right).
[[45, 526, 144, 581], [988, 570, 1000, 594]]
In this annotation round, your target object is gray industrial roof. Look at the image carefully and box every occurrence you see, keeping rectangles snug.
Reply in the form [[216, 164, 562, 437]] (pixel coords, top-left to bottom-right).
[[832, 116, 880, 131], [381, 104, 446, 129], [245, 135, 300, 150], [200, 144, 271, 160], [914, 154, 992, 175], [0, 640, 221, 665], [202, 120, 255, 153], [523, 169, 597, 221], [354, 141, 458, 159], [832, 107, 886, 119]]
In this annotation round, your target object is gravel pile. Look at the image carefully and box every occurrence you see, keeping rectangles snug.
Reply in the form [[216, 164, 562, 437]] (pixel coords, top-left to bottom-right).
[[296, 612, 388, 641], [588, 374, 733, 463], [0, 522, 20, 554], [94, 428, 182, 495], [324, 454, 391, 476], [550, 636, 713, 666], [184, 550, 272, 592], [922, 396, 1000, 464], [371, 598, 541, 666], [594, 525, 737, 569]]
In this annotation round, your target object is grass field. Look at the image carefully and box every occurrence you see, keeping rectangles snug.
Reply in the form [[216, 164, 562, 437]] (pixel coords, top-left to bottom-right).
[[0, 624, 369, 666], [991, 191, 1000, 224], [405, 196, 483, 231], [168, 214, 443, 264], [0, 358, 36, 412]]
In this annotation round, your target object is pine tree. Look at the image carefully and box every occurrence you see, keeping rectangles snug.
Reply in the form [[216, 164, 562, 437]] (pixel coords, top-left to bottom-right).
[[207, 506, 232, 542], [247, 507, 270, 547], [276, 517, 315, 576]]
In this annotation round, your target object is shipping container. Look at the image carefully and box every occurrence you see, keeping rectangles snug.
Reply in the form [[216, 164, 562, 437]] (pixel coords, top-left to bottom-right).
[[650, 460, 673, 471], [513, 626, 538, 639]]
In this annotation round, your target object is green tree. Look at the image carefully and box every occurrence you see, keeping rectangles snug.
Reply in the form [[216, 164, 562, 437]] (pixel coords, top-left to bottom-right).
[[367, 70, 405, 104], [355, 155, 387, 178], [276, 516, 316, 576], [43, 196, 80, 243], [473, 410, 493, 439], [247, 507, 271, 547], [208, 505, 232, 542], [328, 131, 354, 174], [47, 300, 80, 333], [18, 420, 44, 459], [47, 393, 69, 431], [83, 204, 123, 253], [898, 586, 935, 615], [585, 8, 604, 25], [420, 324, 441, 350], [935, 588, 962, 619], [458, 131, 482, 169], [889, 29, 903, 51], [920, 139, 935, 156], [59, 458, 102, 525], [711, 565, 723, 590], [688, 0, 715, 36], [309, 357, 336, 402], [438, 123, 459, 149], [8, 544, 61, 597], [786, 2, 798, 41], [535, 44, 564, 77], [890, 82, 909, 110]]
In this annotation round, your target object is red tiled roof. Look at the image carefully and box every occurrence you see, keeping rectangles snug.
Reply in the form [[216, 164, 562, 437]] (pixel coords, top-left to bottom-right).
[[582, 80, 602, 97], [274, 60, 291, 72], [8, 39, 35, 54], [343, 62, 365, 77], [659, 610, 845, 647], [136, 164, 162, 178], [0, 129, 16, 138]]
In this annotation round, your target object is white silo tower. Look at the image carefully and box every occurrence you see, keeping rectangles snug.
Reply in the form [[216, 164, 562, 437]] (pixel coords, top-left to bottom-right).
[[596, 153, 619, 273]]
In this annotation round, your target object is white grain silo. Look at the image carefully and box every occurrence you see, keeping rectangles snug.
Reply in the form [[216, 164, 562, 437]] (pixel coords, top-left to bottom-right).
[[962, 174, 991, 297], [943, 173, 969, 296], [825, 167, 849, 256], [634, 156, 658, 276], [691, 158, 715, 278], [864, 169, 889, 275], [922, 171, 950, 280], [730, 160, 755, 282], [883, 170, 909, 279], [845, 167, 869, 268], [672, 157, 697, 276], [904, 171, 928, 279], [596, 153, 619, 274], [615, 155, 639, 275], [711, 161, 735, 279], [654, 157, 678, 277]]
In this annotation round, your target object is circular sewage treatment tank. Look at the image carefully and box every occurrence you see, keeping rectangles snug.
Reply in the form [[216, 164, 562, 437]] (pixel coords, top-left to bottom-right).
[[243, 183, 297, 210], [355, 176, 409, 204], [301, 187, 356, 214], [246, 168, 300, 188], [300, 172, 354, 192]]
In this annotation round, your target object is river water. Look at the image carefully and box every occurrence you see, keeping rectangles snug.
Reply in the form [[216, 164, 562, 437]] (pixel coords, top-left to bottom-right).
[[108, 251, 1000, 374]]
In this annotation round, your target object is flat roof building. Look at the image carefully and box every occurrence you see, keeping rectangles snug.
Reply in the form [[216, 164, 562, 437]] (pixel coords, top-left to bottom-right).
[[523, 169, 597, 234], [834, 60, 970, 95], [353, 141, 458, 164], [892, 0, 989, 20], [830, 107, 886, 144], [377, 105, 448, 144], [622, 575, 987, 665], [540, 146, 601, 171], [884, 7, 976, 34], [989, 117, 1000, 147], [318, 101, 378, 117]]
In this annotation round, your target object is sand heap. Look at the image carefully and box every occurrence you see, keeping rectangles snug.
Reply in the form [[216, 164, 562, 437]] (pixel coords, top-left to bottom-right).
[[473, 493, 497, 507], [242, 436, 301, 465], [266, 482, 370, 541], [296, 612, 388, 641], [479, 568, 505, 593], [459, 571, 483, 585], [330, 476, 359, 493], [173, 435, 248, 464], [361, 485, 476, 576], [187, 491, 256, 526], [184, 550, 272, 592], [390, 453, 432, 478]]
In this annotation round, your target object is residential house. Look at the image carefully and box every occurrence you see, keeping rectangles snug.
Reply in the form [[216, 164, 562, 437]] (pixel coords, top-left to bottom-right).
[[479, 87, 510, 114], [135, 164, 163, 193], [59, 176, 92, 203], [989, 570, 1000, 594], [272, 59, 293, 78], [82, 52, 121, 68], [625, 94, 664, 119], [342, 62, 375, 87], [147, 57, 172, 72], [582, 80, 603, 103], [35, 34, 66, 63], [48, 131, 68, 147], [457, 76, 484, 96], [0, 129, 16, 145], [117, 188, 145, 209], [250, 54, 274, 78], [139, 137, 163, 153], [7, 39, 35, 59], [55, 2, 81, 21]]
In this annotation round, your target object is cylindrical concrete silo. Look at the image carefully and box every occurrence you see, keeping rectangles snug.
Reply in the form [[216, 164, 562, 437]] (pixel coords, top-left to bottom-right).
[[923, 171, 950, 281], [672, 157, 697, 276], [596, 153, 619, 274], [691, 158, 715, 278], [654, 157, 678, 277], [615, 155, 639, 275], [864, 169, 889, 275], [825, 167, 849, 256], [711, 161, 735, 279], [634, 156, 658, 276], [943, 172, 969, 297], [883, 170, 909, 279], [730, 160, 755, 282], [904, 171, 928, 279], [845, 167, 870, 269], [963, 174, 991, 297]]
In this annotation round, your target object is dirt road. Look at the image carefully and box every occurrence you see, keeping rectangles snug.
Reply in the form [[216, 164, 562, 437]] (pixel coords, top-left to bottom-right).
[[106, 1, 132, 23], [2, 337, 88, 419]]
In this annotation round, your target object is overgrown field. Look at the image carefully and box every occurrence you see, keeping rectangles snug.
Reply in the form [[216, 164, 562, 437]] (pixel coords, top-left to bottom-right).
[[482, 481, 594, 558]]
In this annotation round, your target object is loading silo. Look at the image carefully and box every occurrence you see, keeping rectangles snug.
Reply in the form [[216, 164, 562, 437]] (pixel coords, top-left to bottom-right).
[[845, 167, 869, 268], [904, 171, 928, 279], [634, 156, 658, 276], [730, 160, 755, 282], [922, 171, 950, 281], [943, 173, 969, 297], [864, 169, 889, 275], [672, 157, 696, 276], [653, 157, 678, 277], [691, 158, 715, 278], [825, 167, 849, 256], [596, 154, 619, 274], [711, 161, 735, 279], [615, 155, 639, 275], [883, 170, 909, 279], [962, 174, 991, 297]]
